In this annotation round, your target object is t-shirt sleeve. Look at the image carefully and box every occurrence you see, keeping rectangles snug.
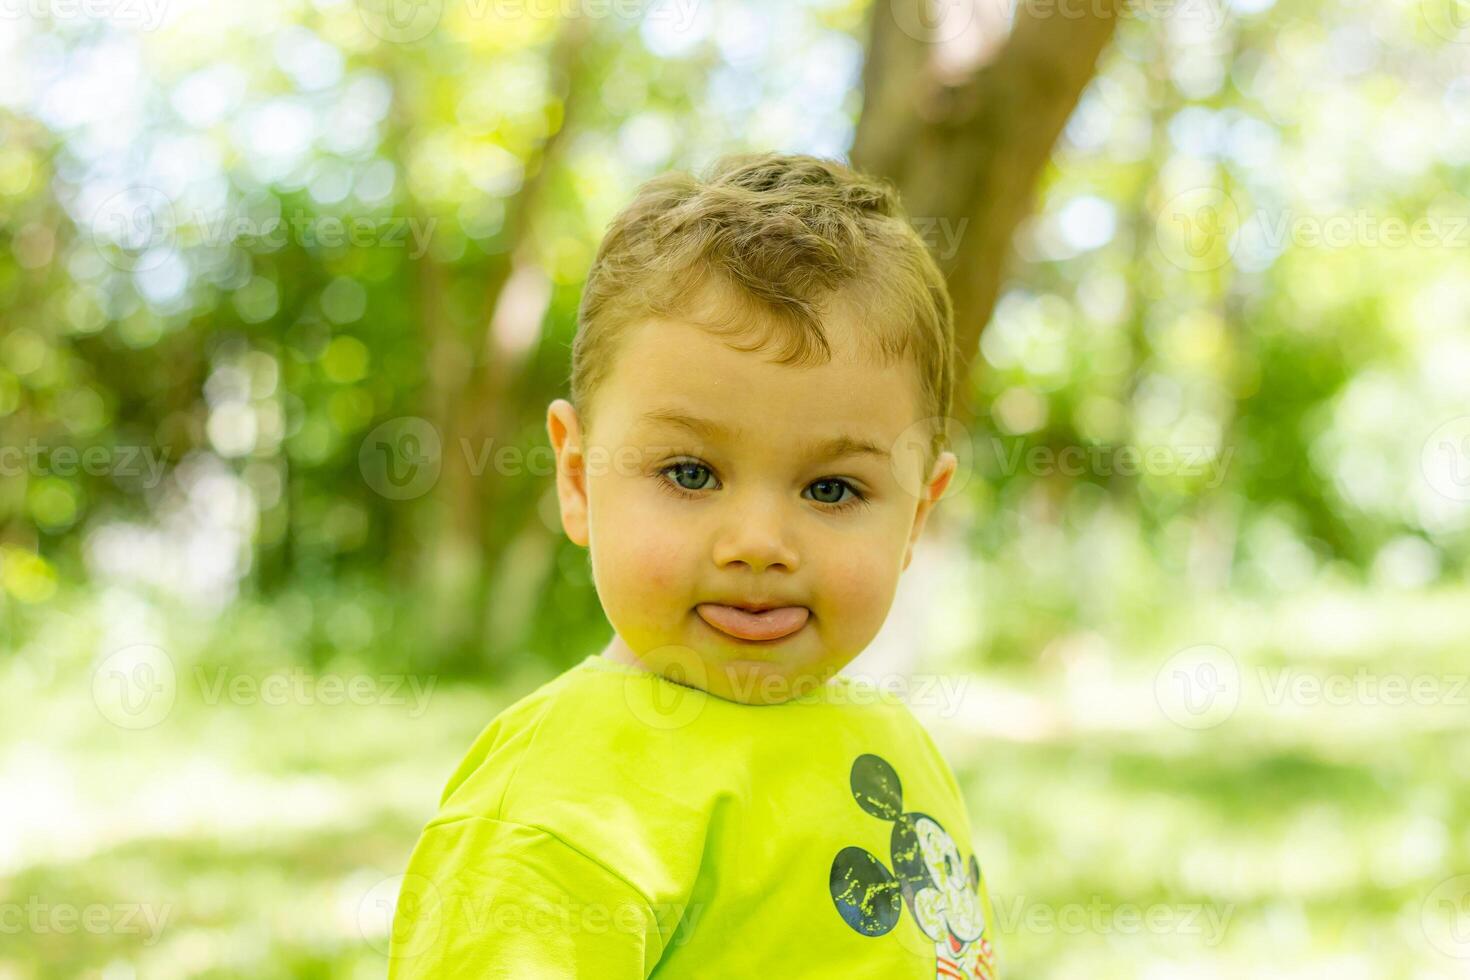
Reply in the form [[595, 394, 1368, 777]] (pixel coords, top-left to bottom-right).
[[387, 815, 664, 979]]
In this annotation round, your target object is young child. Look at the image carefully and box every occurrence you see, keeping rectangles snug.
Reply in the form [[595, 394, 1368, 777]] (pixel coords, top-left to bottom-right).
[[388, 152, 1000, 978]]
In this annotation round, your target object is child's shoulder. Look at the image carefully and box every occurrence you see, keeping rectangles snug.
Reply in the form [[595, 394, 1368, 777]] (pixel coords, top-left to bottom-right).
[[430, 654, 948, 822], [412, 655, 977, 937], [427, 654, 708, 815], [428, 655, 615, 812]]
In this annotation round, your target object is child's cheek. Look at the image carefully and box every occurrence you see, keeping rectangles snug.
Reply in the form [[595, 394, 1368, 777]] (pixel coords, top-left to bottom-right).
[[628, 534, 689, 600], [819, 540, 901, 624], [594, 490, 691, 602]]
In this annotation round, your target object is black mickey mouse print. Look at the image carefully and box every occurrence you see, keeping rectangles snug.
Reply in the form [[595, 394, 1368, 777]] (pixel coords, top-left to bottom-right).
[[829, 753, 998, 979]]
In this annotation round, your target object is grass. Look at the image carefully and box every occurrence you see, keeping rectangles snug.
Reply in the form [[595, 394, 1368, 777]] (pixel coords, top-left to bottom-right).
[[1, 584, 1466, 977]]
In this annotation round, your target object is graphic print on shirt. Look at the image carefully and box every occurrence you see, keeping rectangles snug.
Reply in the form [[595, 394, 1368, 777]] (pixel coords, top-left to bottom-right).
[[828, 753, 998, 980]]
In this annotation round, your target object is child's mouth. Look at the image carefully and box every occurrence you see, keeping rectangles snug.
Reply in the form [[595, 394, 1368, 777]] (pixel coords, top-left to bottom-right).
[[695, 603, 809, 642]]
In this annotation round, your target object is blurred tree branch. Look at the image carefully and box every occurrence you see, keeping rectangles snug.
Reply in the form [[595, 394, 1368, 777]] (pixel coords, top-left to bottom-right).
[[389, 18, 592, 662], [853, 0, 1122, 425]]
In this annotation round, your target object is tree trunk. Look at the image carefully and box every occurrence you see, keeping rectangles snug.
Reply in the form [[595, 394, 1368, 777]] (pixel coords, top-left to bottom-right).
[[852, 0, 1122, 426], [847, 2, 1123, 683]]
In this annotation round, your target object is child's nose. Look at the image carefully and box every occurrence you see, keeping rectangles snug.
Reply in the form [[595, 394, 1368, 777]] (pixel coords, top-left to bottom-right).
[[710, 499, 800, 574]]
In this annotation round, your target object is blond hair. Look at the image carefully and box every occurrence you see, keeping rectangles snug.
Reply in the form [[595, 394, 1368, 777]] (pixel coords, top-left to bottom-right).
[[571, 152, 956, 467]]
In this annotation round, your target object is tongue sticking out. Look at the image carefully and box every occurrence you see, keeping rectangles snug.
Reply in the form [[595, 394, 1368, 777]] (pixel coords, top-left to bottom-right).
[[696, 603, 809, 642]]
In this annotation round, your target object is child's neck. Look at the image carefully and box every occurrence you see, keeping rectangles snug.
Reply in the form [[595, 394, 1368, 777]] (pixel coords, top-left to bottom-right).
[[601, 634, 644, 670], [598, 634, 845, 692]]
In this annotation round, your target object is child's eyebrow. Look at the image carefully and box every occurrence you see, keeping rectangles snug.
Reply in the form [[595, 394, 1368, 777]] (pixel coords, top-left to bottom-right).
[[638, 409, 734, 441], [636, 409, 891, 462]]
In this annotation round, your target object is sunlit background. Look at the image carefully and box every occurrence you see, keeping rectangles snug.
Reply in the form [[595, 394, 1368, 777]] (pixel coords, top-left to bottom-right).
[[2, 0, 1469, 976]]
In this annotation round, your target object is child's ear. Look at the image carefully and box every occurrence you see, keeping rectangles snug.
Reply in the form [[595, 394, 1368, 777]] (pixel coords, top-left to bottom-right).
[[546, 399, 590, 547], [902, 450, 957, 572]]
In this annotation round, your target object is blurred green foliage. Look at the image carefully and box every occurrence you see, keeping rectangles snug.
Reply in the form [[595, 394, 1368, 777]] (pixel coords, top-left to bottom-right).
[[1, 0, 1466, 674], [1, 0, 1469, 976]]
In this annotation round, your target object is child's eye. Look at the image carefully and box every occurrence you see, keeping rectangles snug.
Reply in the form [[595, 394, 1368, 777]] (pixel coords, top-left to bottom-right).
[[805, 478, 867, 511], [657, 463, 867, 512], [660, 461, 718, 494]]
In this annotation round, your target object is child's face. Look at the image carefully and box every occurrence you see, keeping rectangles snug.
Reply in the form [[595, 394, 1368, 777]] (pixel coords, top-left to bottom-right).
[[547, 308, 956, 705]]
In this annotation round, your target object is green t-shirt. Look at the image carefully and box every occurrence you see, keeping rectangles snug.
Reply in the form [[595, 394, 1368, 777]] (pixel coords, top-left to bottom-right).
[[388, 653, 1000, 979]]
